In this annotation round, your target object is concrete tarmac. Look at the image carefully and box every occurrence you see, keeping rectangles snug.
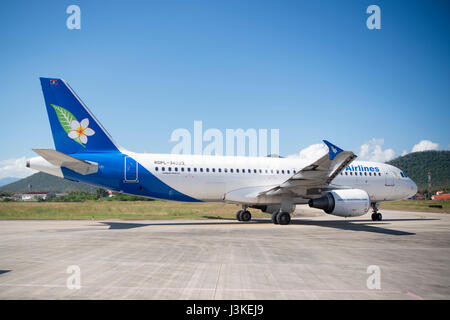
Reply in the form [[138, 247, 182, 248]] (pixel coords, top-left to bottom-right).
[[0, 208, 449, 299]]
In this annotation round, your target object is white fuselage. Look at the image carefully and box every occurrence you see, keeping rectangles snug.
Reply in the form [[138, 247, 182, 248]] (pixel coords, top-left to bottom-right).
[[130, 152, 417, 204]]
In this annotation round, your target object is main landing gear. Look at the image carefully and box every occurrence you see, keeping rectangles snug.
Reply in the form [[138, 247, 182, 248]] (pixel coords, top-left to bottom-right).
[[236, 205, 292, 225], [371, 202, 382, 221], [236, 206, 252, 222], [271, 211, 291, 225]]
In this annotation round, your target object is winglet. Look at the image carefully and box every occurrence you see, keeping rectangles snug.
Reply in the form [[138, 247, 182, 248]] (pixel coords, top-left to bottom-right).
[[323, 140, 343, 160]]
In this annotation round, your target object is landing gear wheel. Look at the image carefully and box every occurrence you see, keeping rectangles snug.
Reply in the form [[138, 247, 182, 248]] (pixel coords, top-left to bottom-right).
[[371, 203, 382, 221], [371, 213, 382, 221], [236, 210, 244, 221], [276, 212, 291, 225], [271, 212, 279, 224], [241, 210, 251, 222]]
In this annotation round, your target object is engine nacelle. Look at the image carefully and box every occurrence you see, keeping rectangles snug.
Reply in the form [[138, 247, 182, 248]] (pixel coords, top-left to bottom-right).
[[308, 189, 370, 217]]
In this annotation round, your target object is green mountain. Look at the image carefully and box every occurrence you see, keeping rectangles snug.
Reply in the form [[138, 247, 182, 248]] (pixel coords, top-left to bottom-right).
[[0, 172, 97, 194], [386, 151, 450, 192]]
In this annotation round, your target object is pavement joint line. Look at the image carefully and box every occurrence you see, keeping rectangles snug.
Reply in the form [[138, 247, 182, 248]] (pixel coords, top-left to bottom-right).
[[212, 263, 223, 300]]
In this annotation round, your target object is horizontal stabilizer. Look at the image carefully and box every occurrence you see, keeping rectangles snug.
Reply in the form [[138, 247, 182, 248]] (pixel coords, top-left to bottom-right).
[[33, 149, 98, 175]]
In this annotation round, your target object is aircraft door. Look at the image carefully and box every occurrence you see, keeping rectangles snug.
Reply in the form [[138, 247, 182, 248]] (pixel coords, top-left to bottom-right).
[[124, 156, 138, 183], [385, 171, 394, 186]]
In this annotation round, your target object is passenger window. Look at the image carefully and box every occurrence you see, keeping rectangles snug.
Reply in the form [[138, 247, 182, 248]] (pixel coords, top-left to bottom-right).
[[162, 167, 165, 171], [200, 168, 203, 172], [206, 168, 209, 172], [350, 172, 352, 175], [218, 168, 222, 173], [230, 169, 234, 173], [224, 169, 228, 173], [364, 172, 367, 176], [281, 170, 285, 174], [287, 170, 290, 174], [277, 170, 279, 174], [168, 167, 172, 172], [379, 172, 381, 176], [194, 168, 197, 172], [236, 169, 239, 173], [175, 167, 178, 172], [345, 172, 347, 175], [271, 169, 274, 174], [259, 169, 262, 173], [181, 167, 184, 172], [360, 172, 362, 176], [293, 170, 296, 174], [253, 169, 257, 173], [265, 169, 268, 174], [369, 172, 372, 176], [155, 167, 158, 171], [212, 168, 215, 173], [248, 169, 251, 173], [187, 168, 191, 172]]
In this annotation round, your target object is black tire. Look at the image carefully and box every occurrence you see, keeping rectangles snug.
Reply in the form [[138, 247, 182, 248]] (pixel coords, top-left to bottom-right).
[[236, 210, 243, 221], [271, 212, 279, 224], [241, 210, 251, 222], [277, 212, 291, 225], [371, 213, 377, 221], [377, 213, 383, 221]]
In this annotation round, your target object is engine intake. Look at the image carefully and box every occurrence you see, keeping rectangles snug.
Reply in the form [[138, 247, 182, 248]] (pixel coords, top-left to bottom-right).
[[309, 189, 370, 217]]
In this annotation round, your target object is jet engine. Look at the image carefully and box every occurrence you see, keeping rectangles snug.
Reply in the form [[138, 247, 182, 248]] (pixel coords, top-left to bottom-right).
[[308, 189, 370, 217]]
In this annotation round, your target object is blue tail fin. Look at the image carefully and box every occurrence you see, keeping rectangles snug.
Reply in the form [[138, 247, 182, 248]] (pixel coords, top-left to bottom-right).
[[40, 77, 120, 154]]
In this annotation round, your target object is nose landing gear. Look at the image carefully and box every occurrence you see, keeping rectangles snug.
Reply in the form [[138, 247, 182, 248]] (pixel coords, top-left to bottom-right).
[[236, 206, 252, 222], [371, 202, 382, 221]]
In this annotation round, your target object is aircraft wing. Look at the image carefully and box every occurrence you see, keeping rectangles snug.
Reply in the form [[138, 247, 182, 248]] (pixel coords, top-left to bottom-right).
[[259, 140, 356, 198], [33, 149, 98, 175]]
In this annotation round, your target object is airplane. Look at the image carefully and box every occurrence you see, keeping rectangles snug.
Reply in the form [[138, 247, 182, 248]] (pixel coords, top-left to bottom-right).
[[27, 78, 418, 225]]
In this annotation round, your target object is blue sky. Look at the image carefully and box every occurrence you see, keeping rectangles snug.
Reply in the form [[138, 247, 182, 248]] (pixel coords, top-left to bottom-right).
[[0, 0, 449, 177]]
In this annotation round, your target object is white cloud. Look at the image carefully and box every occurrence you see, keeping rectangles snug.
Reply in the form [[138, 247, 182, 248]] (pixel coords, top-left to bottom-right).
[[283, 138, 445, 165], [411, 140, 439, 153], [288, 143, 328, 162], [0, 157, 36, 179], [358, 138, 395, 162]]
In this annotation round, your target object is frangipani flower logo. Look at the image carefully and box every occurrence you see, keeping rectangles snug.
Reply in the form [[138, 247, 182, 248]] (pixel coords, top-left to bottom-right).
[[51, 104, 95, 147], [68, 118, 95, 144]]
